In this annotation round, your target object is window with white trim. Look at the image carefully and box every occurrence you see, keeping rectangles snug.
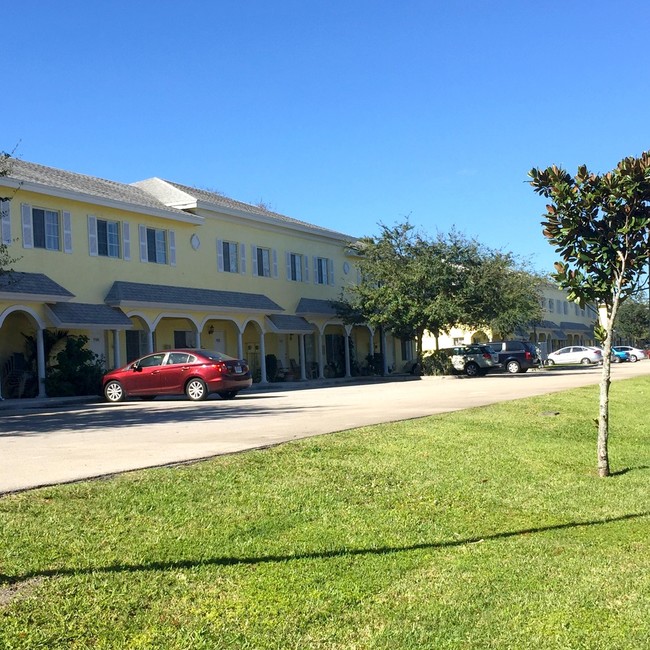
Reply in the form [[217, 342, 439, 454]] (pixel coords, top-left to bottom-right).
[[98, 219, 120, 257], [287, 252, 306, 282], [20, 203, 72, 253], [218, 240, 239, 273], [33, 208, 60, 250], [89, 216, 130, 260], [315, 257, 334, 285], [139, 225, 175, 265], [256, 247, 271, 277]]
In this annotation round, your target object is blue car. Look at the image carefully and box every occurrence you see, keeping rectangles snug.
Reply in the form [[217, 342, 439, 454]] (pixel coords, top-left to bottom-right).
[[611, 348, 630, 363]]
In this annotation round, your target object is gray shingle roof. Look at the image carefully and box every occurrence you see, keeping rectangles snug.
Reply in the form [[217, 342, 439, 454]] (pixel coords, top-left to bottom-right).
[[134, 177, 353, 240], [0, 272, 74, 299], [46, 302, 132, 328], [266, 314, 314, 333], [3, 160, 193, 219], [105, 281, 283, 312], [559, 321, 593, 331], [295, 298, 339, 316]]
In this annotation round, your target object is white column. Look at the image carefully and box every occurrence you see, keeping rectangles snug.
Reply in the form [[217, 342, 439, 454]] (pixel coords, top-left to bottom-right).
[[147, 330, 154, 354], [112, 330, 121, 368], [299, 334, 307, 380], [317, 330, 325, 379], [344, 325, 352, 378], [36, 327, 46, 397], [381, 328, 388, 375], [259, 331, 268, 384], [237, 330, 244, 359]]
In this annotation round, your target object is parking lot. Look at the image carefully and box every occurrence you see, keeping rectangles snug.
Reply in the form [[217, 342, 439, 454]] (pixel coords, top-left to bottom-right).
[[1, 361, 649, 494]]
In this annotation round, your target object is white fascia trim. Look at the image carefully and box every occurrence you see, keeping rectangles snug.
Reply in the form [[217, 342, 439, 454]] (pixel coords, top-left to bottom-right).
[[0, 292, 74, 302], [0, 179, 204, 225]]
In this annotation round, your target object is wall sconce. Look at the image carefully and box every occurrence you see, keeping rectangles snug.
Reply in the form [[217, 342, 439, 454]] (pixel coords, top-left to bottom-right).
[[208, 325, 214, 335]]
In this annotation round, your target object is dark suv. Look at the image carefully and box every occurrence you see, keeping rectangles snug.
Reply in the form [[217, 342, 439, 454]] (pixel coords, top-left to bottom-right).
[[487, 340, 540, 374]]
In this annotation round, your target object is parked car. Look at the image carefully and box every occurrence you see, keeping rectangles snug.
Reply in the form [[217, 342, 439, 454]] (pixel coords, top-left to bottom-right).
[[487, 340, 540, 374], [448, 345, 500, 377], [546, 346, 603, 366], [610, 348, 630, 363], [103, 349, 252, 402], [612, 345, 646, 362]]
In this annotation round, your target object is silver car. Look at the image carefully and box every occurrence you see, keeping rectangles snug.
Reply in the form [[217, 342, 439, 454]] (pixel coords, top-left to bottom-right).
[[546, 346, 603, 366], [450, 345, 500, 377]]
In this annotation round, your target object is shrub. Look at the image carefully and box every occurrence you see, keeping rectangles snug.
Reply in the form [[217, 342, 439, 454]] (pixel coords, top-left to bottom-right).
[[45, 335, 105, 396], [421, 350, 455, 376]]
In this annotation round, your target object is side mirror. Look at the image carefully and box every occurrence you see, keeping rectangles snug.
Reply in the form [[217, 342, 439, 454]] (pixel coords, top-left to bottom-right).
[[132, 362, 141, 372]]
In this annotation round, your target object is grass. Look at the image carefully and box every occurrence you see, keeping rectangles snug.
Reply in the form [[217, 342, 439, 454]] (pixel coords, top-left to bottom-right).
[[1, 377, 649, 649]]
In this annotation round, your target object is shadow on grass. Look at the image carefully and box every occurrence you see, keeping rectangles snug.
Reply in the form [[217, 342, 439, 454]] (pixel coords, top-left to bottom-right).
[[610, 465, 650, 477], [2, 511, 648, 586]]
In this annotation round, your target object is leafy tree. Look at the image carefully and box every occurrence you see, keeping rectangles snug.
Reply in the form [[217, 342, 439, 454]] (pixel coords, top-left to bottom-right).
[[614, 294, 650, 344], [529, 152, 650, 477], [0, 150, 19, 274], [339, 221, 543, 363]]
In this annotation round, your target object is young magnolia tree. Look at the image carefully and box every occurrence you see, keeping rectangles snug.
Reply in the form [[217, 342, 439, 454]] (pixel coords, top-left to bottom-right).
[[529, 152, 650, 477]]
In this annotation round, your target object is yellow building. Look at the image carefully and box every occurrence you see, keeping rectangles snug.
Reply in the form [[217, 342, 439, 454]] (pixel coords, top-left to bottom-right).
[[423, 281, 599, 357], [0, 160, 407, 398]]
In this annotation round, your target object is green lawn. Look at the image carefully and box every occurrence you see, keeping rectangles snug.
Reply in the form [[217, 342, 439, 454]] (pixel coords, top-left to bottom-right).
[[1, 377, 649, 649]]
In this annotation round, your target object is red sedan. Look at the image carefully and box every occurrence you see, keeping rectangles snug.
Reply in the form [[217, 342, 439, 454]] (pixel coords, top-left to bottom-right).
[[103, 349, 252, 402]]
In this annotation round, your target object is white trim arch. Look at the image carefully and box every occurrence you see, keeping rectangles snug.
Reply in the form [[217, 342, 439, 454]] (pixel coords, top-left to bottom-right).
[[0, 305, 48, 398], [0, 305, 48, 329]]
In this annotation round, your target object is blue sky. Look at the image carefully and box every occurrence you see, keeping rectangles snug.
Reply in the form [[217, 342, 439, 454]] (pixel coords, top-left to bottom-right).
[[5, 1, 650, 272]]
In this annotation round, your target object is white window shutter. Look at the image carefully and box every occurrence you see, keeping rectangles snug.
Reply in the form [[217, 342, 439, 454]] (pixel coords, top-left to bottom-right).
[[139, 225, 147, 262], [217, 239, 224, 272], [303, 255, 309, 282], [272, 249, 278, 278], [169, 230, 176, 266], [122, 222, 131, 260], [21, 203, 33, 249], [240, 243, 247, 274], [62, 211, 72, 253], [328, 259, 335, 285], [251, 245, 258, 276], [286, 252, 291, 280], [88, 215, 98, 256], [1, 200, 10, 245]]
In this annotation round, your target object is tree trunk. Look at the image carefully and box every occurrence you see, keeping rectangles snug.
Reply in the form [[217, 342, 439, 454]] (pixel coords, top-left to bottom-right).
[[597, 346, 611, 478]]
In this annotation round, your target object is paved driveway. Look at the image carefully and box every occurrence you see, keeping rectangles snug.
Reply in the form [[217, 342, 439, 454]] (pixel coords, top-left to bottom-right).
[[1, 362, 649, 493]]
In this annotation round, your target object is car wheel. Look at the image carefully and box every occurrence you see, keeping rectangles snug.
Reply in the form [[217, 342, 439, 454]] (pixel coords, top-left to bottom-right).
[[218, 391, 238, 400], [104, 380, 125, 403], [629, 355, 638, 363], [580, 358, 591, 365], [546, 359, 555, 366], [185, 378, 208, 401], [464, 362, 480, 377], [506, 360, 521, 374]]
